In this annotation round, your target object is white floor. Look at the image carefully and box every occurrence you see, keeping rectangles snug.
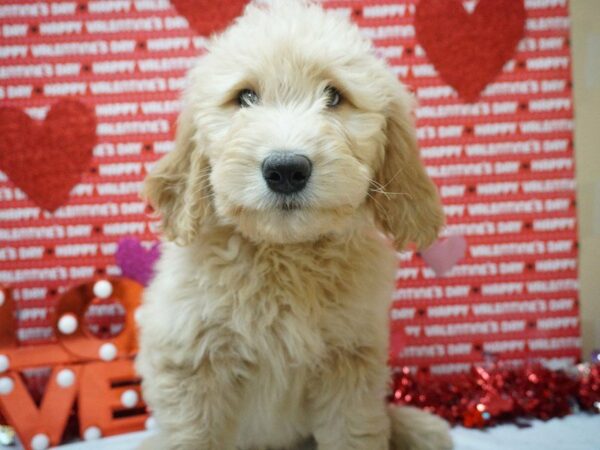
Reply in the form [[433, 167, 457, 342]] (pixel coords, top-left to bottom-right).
[[450, 413, 600, 450], [38, 413, 598, 450]]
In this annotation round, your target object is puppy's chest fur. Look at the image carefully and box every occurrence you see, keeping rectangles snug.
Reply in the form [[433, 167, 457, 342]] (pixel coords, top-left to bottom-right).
[[166, 228, 393, 355], [141, 227, 396, 447]]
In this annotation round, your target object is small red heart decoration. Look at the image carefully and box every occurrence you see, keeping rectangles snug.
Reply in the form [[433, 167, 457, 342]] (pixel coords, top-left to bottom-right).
[[171, 0, 249, 37], [0, 99, 96, 212], [420, 235, 467, 277], [415, 0, 526, 102]]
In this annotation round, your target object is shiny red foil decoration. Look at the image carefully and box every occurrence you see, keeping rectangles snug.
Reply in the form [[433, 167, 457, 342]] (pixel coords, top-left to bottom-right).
[[578, 364, 600, 412], [390, 363, 600, 428]]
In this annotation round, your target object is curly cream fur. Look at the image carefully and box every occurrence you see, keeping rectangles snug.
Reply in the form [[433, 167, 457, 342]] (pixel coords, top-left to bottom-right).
[[137, 1, 449, 449]]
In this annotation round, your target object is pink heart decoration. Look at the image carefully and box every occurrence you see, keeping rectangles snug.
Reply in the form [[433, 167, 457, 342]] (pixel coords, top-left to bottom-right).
[[420, 235, 467, 277], [115, 238, 160, 286]]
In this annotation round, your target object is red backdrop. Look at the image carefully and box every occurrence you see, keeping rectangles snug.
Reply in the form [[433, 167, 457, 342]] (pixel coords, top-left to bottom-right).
[[0, 0, 579, 375]]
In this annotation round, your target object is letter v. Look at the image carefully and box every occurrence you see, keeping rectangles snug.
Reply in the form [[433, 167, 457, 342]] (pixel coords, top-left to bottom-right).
[[0, 365, 81, 450]]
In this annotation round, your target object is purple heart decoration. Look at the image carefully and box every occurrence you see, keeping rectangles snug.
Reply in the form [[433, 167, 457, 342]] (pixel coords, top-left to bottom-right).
[[420, 235, 467, 277], [115, 237, 160, 286]]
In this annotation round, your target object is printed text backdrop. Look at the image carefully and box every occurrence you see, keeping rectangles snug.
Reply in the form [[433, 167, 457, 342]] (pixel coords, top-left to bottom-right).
[[0, 0, 579, 375]]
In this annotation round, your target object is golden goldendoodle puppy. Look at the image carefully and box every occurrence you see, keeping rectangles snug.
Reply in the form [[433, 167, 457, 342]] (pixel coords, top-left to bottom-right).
[[136, 1, 451, 449]]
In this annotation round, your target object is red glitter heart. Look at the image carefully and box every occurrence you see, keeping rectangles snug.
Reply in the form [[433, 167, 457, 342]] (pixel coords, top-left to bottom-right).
[[415, 0, 526, 102], [171, 0, 249, 37], [0, 100, 96, 212]]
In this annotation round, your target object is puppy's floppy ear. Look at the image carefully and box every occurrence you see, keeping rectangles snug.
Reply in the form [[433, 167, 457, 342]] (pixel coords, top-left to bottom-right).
[[143, 102, 211, 244], [371, 85, 444, 250]]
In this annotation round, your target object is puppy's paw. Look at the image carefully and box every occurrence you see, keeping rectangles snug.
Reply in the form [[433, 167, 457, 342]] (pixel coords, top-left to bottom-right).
[[388, 405, 453, 450]]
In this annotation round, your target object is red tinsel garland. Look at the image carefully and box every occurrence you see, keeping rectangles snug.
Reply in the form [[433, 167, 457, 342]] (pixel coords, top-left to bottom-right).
[[390, 362, 600, 428]]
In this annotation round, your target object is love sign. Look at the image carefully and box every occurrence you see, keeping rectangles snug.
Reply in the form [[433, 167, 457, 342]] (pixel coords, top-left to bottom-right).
[[0, 280, 148, 450]]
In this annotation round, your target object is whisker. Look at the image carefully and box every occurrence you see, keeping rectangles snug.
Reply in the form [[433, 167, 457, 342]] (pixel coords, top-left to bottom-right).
[[380, 166, 406, 189], [368, 180, 412, 201], [366, 191, 393, 225], [371, 189, 412, 198], [369, 179, 387, 191], [195, 192, 215, 203]]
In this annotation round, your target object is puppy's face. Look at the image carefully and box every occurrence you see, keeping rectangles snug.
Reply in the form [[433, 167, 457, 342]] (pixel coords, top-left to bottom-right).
[[145, 2, 443, 248], [203, 20, 389, 244]]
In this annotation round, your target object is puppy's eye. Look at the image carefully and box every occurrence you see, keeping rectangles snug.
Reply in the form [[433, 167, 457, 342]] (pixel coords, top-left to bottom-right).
[[238, 89, 259, 107], [325, 86, 342, 108]]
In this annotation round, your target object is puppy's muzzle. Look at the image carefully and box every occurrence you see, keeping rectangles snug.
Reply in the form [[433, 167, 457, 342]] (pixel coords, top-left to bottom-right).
[[262, 151, 312, 195]]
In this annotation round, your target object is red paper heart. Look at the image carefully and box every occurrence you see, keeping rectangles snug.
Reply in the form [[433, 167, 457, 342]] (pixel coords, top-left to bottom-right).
[[415, 0, 525, 102], [171, 0, 249, 37], [0, 100, 96, 212], [420, 235, 467, 277]]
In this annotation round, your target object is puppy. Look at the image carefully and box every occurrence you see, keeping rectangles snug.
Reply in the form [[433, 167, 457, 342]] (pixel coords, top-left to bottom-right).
[[136, 2, 451, 449]]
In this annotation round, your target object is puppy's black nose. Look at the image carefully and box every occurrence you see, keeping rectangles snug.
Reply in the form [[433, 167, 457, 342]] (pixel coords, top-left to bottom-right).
[[262, 152, 312, 195]]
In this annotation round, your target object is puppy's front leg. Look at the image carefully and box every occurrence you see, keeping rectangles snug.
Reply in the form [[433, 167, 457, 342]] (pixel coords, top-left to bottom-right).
[[310, 352, 391, 450], [141, 358, 244, 450]]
